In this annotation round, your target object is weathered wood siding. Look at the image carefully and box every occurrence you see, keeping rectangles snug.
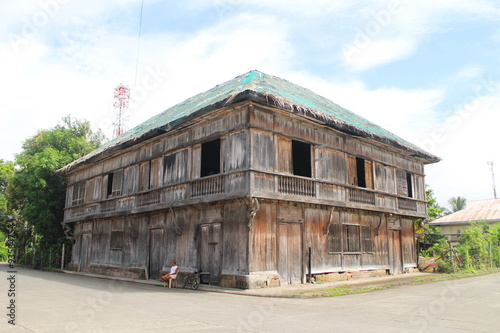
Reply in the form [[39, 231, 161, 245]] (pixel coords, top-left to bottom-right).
[[251, 129, 276, 172], [249, 203, 277, 272], [401, 217, 417, 268], [248, 201, 409, 277], [64, 101, 430, 285]]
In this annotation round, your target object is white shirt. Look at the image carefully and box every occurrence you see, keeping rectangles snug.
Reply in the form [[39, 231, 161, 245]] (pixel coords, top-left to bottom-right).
[[170, 265, 178, 278]]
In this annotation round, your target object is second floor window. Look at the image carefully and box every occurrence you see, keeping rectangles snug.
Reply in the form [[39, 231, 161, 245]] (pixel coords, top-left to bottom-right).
[[201, 138, 221, 177], [348, 156, 373, 188], [72, 181, 86, 206], [292, 140, 311, 177], [396, 170, 413, 198], [106, 169, 123, 198]]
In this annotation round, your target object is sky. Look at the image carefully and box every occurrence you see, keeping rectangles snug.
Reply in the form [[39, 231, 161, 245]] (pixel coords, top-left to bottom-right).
[[1, 0, 500, 209]]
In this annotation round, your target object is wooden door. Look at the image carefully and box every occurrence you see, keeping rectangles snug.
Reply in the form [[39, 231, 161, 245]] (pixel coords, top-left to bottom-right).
[[80, 233, 92, 272], [389, 230, 403, 274], [149, 228, 164, 280], [199, 223, 222, 284], [278, 222, 302, 284]]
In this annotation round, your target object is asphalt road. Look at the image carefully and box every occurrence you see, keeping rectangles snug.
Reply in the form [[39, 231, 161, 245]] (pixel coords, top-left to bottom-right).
[[0, 265, 499, 333]]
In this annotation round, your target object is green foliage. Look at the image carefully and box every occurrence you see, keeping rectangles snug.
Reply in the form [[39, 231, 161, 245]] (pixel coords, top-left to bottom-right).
[[422, 237, 450, 259], [0, 232, 9, 261], [435, 259, 453, 273], [448, 196, 467, 212], [426, 187, 448, 220], [6, 116, 104, 262], [0, 160, 15, 232], [416, 186, 447, 253], [457, 222, 489, 270]]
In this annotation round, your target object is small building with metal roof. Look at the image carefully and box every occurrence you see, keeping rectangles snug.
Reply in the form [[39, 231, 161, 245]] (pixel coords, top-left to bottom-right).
[[429, 199, 500, 244]]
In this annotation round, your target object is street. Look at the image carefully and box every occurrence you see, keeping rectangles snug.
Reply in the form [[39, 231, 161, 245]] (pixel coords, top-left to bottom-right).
[[1, 265, 499, 332]]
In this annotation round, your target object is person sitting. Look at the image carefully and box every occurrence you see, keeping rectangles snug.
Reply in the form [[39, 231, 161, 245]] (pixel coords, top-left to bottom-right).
[[161, 261, 179, 288]]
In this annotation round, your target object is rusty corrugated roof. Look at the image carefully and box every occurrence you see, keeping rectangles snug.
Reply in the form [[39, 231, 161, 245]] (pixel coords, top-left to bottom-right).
[[429, 199, 500, 225]]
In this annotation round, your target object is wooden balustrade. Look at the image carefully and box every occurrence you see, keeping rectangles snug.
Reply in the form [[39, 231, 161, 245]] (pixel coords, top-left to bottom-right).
[[137, 189, 161, 207], [278, 175, 315, 197], [348, 188, 376, 205], [191, 175, 225, 198], [65, 171, 427, 221]]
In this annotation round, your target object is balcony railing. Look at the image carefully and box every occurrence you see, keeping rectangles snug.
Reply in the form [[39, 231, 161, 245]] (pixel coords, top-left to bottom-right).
[[64, 170, 427, 221], [191, 175, 225, 198], [278, 175, 315, 197], [137, 189, 161, 207], [348, 188, 376, 205]]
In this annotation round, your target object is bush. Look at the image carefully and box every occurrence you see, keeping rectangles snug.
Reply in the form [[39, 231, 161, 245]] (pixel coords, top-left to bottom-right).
[[435, 259, 453, 273]]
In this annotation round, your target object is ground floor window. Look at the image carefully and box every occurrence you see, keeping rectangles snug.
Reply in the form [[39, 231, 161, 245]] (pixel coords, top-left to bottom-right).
[[328, 224, 374, 254]]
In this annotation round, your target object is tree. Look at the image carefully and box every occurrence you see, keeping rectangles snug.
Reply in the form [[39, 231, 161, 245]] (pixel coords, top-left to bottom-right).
[[0, 159, 15, 229], [455, 222, 499, 271], [449, 196, 467, 213], [7, 116, 104, 266], [416, 186, 447, 253]]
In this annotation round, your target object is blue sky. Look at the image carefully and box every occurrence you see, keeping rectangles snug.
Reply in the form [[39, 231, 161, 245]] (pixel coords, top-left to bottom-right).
[[1, 0, 500, 208]]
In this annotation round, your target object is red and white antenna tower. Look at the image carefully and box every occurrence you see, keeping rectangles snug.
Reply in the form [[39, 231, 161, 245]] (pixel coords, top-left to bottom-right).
[[113, 83, 130, 137]]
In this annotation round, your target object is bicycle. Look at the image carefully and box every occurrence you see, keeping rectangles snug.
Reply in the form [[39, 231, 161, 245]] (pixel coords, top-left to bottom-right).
[[182, 269, 200, 290]]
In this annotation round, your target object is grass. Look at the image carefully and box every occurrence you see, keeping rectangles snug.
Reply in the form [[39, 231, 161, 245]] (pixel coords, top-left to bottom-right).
[[301, 268, 500, 297]]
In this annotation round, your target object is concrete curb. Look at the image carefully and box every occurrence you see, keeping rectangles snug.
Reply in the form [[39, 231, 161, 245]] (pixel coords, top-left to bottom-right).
[[58, 269, 439, 298]]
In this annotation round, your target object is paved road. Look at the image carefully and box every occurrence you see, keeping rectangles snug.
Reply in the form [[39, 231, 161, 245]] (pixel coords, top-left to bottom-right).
[[0, 265, 499, 333]]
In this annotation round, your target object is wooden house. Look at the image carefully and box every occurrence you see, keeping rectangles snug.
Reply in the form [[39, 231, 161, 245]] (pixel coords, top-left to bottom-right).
[[58, 70, 440, 288]]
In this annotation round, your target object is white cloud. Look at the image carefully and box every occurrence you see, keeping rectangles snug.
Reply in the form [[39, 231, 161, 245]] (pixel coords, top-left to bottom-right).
[[338, 0, 500, 71], [420, 88, 500, 206], [342, 38, 416, 72]]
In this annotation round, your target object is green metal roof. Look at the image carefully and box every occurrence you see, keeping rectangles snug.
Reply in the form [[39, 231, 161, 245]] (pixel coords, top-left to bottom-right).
[[59, 70, 439, 173]]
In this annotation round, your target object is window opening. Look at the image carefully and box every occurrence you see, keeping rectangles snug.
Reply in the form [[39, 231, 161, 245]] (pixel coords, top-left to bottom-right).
[[106, 170, 123, 197], [292, 140, 311, 177], [106, 173, 114, 197], [201, 138, 221, 177], [406, 172, 413, 198], [356, 157, 366, 188]]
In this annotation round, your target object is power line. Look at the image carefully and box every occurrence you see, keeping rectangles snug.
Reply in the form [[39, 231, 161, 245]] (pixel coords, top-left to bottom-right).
[[134, 0, 144, 90]]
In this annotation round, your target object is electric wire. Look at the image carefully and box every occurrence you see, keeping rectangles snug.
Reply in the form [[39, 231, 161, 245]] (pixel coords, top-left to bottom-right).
[[134, 0, 144, 90]]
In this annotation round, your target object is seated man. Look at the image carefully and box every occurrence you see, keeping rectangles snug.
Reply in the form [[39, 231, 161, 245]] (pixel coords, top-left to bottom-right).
[[161, 261, 179, 288]]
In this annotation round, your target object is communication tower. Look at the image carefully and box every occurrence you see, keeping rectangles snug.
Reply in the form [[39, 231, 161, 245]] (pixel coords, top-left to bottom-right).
[[113, 83, 130, 137]]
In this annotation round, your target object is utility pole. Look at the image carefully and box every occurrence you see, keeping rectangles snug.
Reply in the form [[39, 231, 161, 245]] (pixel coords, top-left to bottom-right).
[[487, 161, 497, 199]]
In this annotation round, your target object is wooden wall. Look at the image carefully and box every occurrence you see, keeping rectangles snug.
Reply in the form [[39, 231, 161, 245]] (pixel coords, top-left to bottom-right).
[[248, 200, 415, 280], [249, 105, 426, 185], [70, 200, 249, 281]]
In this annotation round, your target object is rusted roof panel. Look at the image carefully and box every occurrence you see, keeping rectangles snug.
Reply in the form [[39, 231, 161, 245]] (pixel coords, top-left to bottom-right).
[[430, 199, 500, 225]]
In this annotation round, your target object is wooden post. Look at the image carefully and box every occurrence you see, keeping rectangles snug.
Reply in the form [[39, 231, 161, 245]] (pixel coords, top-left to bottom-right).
[[61, 243, 66, 270], [308, 247, 312, 283]]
